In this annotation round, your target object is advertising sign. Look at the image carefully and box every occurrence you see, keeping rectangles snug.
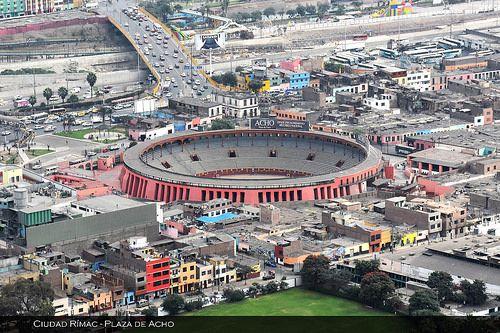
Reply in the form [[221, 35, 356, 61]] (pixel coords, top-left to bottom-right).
[[250, 118, 309, 131], [194, 32, 226, 50]]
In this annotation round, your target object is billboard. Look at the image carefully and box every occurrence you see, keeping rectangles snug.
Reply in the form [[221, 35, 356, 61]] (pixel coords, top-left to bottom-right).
[[250, 118, 309, 131], [194, 32, 226, 50]]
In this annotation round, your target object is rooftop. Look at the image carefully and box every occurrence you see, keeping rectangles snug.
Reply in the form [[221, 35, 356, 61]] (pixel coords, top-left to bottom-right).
[[72, 195, 146, 213]]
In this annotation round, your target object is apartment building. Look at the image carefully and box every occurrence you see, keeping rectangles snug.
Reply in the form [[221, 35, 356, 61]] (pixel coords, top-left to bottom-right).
[[385, 197, 442, 238], [212, 91, 260, 118]]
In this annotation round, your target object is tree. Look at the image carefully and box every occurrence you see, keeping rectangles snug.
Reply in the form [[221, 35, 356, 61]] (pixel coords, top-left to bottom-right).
[[223, 288, 245, 302], [161, 294, 184, 315], [210, 119, 235, 130], [263, 281, 279, 294], [58, 86, 68, 103], [325, 61, 343, 72], [352, 1, 363, 9], [184, 300, 203, 312], [28, 95, 37, 108], [239, 265, 253, 285], [240, 30, 254, 39], [296, 5, 306, 16], [221, 0, 230, 16], [460, 279, 487, 306], [328, 269, 353, 294], [221, 72, 237, 87], [67, 94, 79, 104], [0, 279, 55, 315], [86, 72, 97, 99], [141, 306, 158, 316], [286, 9, 297, 17], [43, 88, 53, 105], [248, 80, 264, 94], [246, 284, 259, 298], [317, 3, 330, 18], [174, 4, 182, 12], [359, 271, 396, 308], [354, 259, 379, 277], [235, 66, 244, 73], [250, 10, 262, 22], [263, 7, 276, 17], [427, 271, 454, 304], [305, 5, 317, 15], [409, 290, 440, 315], [301, 255, 330, 290]]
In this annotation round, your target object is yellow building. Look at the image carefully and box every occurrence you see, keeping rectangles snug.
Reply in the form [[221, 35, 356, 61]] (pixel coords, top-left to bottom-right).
[[209, 257, 236, 286], [178, 261, 197, 293], [0, 165, 22, 185]]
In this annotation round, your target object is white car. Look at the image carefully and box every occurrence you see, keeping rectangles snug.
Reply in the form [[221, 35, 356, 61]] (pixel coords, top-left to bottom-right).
[[32, 164, 42, 170], [194, 79, 200, 85], [171, 77, 176, 83], [181, 72, 186, 77], [168, 65, 173, 70], [82, 121, 93, 127], [1, 131, 11, 136], [173, 54, 178, 58], [34, 125, 44, 130]]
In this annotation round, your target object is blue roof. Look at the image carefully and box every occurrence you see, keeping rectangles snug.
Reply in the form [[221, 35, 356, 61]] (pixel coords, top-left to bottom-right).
[[196, 212, 238, 223]]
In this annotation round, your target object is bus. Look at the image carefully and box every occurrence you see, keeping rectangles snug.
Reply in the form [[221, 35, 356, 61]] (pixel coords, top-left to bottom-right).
[[30, 112, 49, 122], [442, 49, 462, 58], [69, 157, 87, 166], [111, 96, 134, 105], [395, 144, 417, 155], [48, 107, 66, 115], [379, 48, 399, 59]]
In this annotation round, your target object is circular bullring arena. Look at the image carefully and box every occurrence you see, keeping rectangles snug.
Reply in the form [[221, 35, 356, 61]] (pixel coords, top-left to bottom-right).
[[120, 129, 384, 205]]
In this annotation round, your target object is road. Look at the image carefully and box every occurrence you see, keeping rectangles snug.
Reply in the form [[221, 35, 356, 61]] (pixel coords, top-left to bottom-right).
[[98, 1, 212, 100]]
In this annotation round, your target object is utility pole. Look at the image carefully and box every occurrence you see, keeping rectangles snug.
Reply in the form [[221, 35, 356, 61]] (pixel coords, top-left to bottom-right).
[[32, 72, 36, 98]]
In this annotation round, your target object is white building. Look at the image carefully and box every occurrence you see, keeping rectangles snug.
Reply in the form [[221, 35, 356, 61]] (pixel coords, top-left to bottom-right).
[[212, 91, 260, 118], [404, 69, 432, 92]]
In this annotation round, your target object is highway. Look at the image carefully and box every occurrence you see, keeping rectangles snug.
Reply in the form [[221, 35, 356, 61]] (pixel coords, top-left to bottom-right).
[[98, 1, 212, 100]]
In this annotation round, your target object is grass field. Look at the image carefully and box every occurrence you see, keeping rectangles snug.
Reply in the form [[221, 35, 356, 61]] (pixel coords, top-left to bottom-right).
[[133, 289, 408, 333], [25, 149, 53, 158], [185, 288, 390, 316], [55, 127, 126, 141]]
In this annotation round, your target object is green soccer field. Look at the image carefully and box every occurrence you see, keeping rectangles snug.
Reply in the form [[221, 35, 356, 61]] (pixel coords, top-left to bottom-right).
[[184, 288, 391, 316]]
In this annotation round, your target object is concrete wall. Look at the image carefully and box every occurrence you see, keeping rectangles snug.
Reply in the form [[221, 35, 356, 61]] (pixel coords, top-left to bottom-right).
[[25, 204, 158, 248]]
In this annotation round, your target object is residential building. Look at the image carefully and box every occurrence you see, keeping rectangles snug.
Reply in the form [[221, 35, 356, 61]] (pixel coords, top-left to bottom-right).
[[0, 0, 25, 18], [212, 91, 259, 118]]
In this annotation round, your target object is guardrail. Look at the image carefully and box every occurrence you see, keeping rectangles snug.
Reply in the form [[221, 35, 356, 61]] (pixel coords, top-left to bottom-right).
[[107, 16, 162, 96]]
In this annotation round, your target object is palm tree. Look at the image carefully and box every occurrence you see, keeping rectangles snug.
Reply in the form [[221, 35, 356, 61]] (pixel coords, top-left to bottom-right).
[[58, 87, 68, 103], [222, 0, 229, 16], [86, 72, 97, 99], [43, 88, 53, 105], [28, 95, 37, 109]]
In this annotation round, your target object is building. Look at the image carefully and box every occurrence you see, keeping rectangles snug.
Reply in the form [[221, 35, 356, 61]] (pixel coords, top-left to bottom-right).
[[407, 148, 482, 175], [212, 91, 259, 118], [259, 203, 280, 225], [168, 97, 223, 118], [279, 70, 310, 90], [385, 197, 443, 239], [0, 165, 22, 186], [25, 0, 53, 14], [0, 0, 25, 18], [128, 118, 175, 141]]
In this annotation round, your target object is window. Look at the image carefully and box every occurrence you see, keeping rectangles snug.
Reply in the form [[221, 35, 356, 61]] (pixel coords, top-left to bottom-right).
[[152, 263, 161, 269], [137, 277, 145, 282], [162, 262, 169, 267]]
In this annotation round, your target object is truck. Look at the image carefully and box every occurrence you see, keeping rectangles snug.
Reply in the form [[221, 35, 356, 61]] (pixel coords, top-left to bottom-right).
[[262, 270, 275, 281]]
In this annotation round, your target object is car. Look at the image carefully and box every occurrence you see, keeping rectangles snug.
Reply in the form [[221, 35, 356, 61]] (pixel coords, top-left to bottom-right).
[[192, 71, 198, 76], [160, 69, 165, 74], [174, 64, 179, 69], [113, 104, 124, 110], [192, 85, 197, 90], [171, 78, 176, 83], [164, 50, 169, 55], [168, 65, 173, 70], [196, 90, 203, 96], [199, 87, 205, 92], [203, 84, 209, 89], [173, 54, 178, 58], [34, 125, 44, 130], [32, 164, 42, 170], [49, 96, 59, 102], [179, 58, 184, 63], [181, 72, 186, 77], [152, 53, 157, 57], [87, 151, 97, 157], [194, 79, 200, 85], [1, 131, 11, 136], [124, 23, 129, 27], [154, 63, 160, 67], [173, 49, 178, 53], [159, 55, 165, 61], [156, 40, 161, 45], [160, 62, 165, 67], [44, 125, 56, 132], [166, 92, 172, 97], [173, 83, 178, 87], [143, 34, 147, 38], [156, 35, 162, 40], [71, 87, 81, 93], [108, 145, 120, 151], [187, 79, 192, 84], [82, 121, 92, 127]]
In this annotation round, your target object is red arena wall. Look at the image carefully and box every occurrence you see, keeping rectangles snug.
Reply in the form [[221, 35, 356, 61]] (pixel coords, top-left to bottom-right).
[[120, 129, 384, 205]]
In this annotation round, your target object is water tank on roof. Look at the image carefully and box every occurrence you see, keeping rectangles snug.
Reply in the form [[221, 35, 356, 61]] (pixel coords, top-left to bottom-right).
[[13, 188, 28, 209]]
